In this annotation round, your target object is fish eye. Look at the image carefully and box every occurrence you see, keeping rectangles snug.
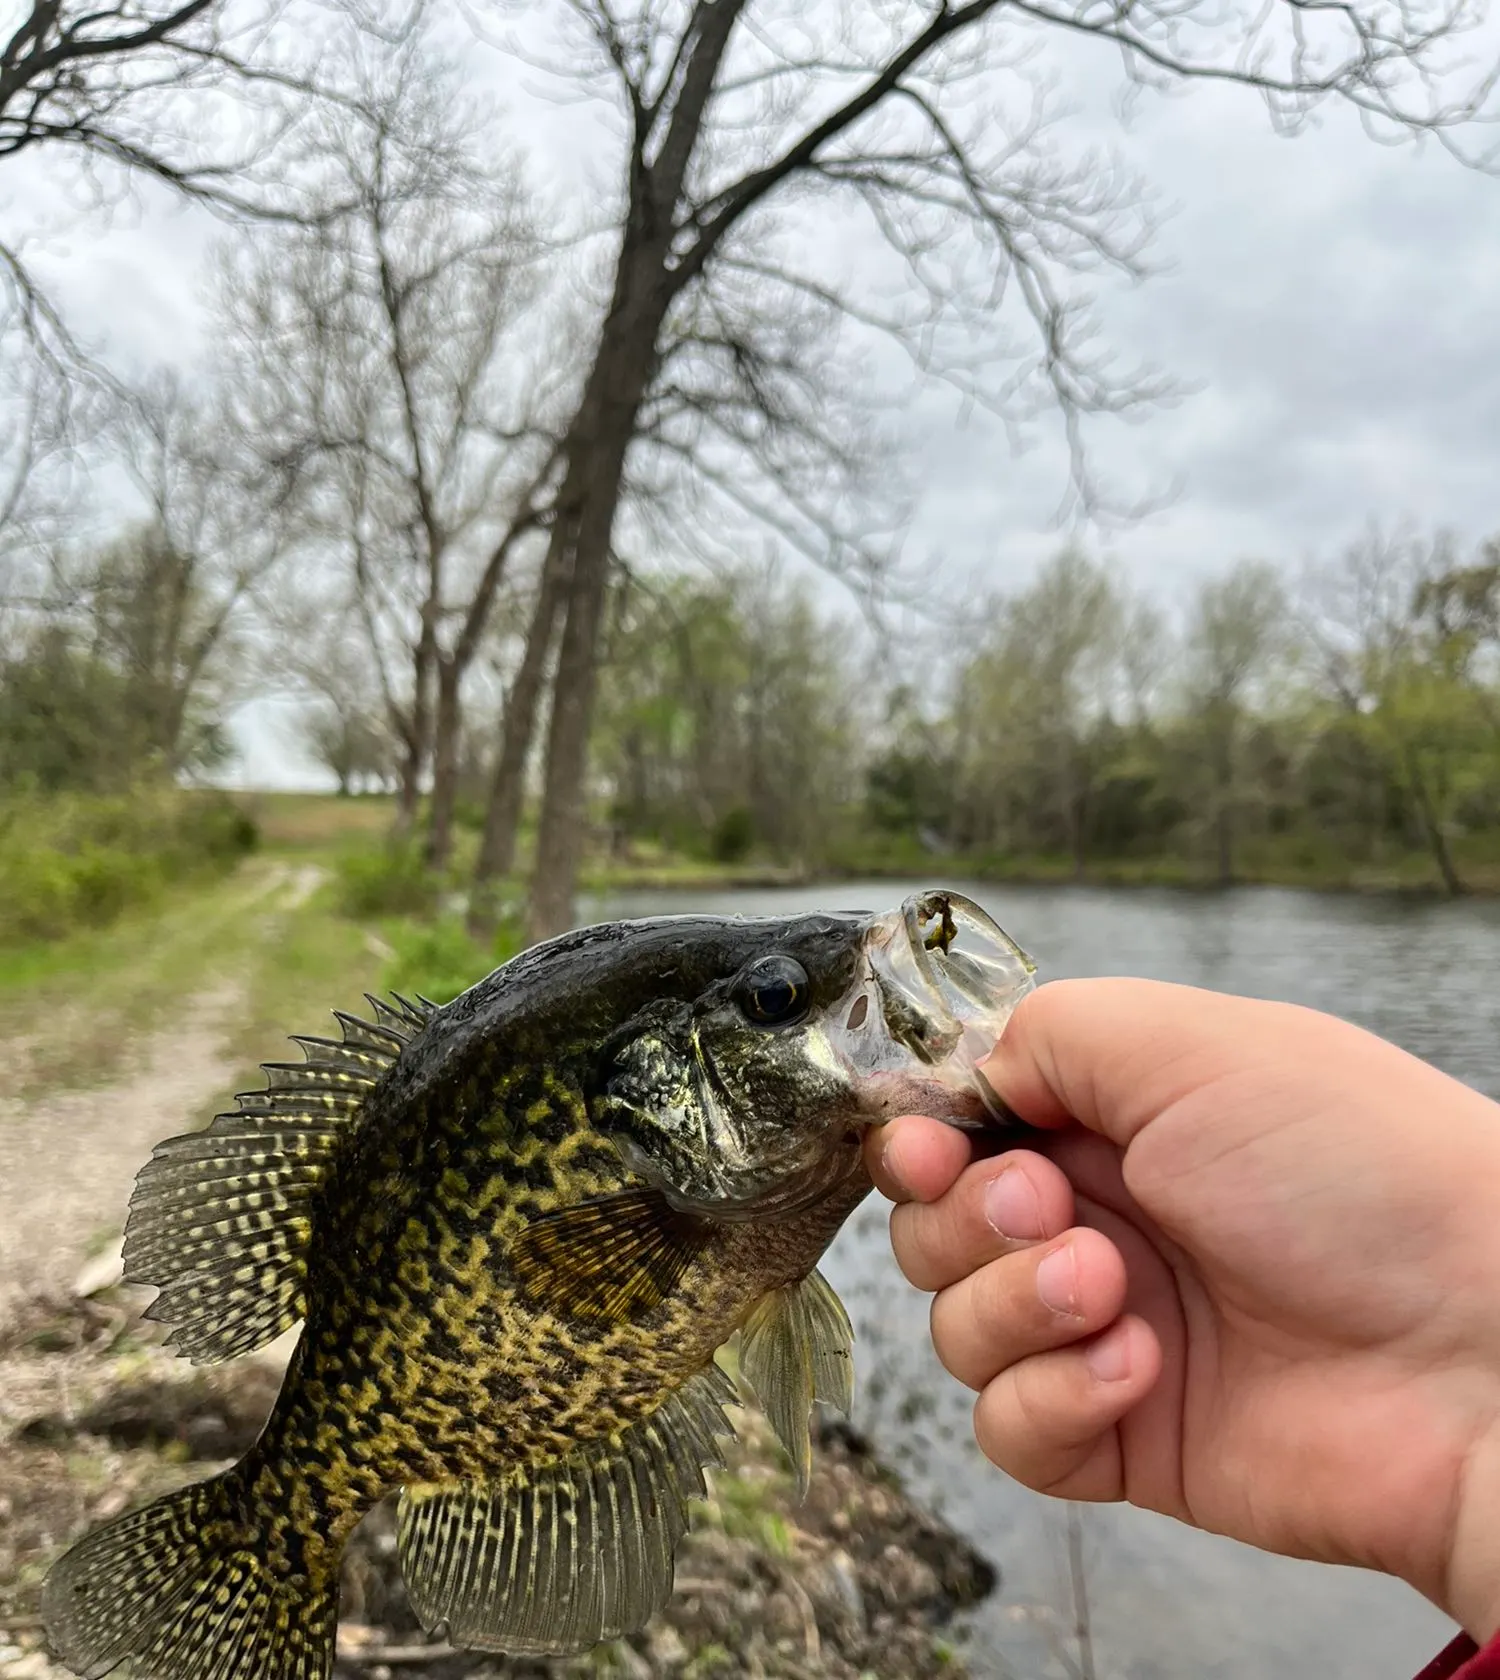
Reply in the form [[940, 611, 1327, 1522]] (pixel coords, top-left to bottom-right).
[[737, 955, 810, 1026]]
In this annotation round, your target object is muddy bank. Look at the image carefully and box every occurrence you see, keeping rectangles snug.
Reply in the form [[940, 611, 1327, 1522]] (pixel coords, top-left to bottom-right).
[[0, 1292, 995, 1680]]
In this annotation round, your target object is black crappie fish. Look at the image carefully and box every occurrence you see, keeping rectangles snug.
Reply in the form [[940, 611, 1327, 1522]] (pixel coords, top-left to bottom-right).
[[42, 889, 1035, 1680]]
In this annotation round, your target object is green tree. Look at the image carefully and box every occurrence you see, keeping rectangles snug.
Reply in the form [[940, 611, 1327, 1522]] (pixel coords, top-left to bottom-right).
[[956, 548, 1124, 872], [1178, 560, 1291, 884]]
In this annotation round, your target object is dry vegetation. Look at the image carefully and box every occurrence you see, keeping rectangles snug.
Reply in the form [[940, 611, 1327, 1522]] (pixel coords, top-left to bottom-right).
[[0, 1290, 994, 1680]]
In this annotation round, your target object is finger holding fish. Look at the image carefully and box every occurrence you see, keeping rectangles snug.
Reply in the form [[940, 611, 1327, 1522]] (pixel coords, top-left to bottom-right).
[[928, 1224, 1131, 1391], [879, 1136, 1078, 1292]]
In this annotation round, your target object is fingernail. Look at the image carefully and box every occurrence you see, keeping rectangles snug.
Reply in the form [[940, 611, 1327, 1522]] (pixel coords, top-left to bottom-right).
[[984, 1167, 1044, 1240], [1086, 1326, 1132, 1383], [1035, 1243, 1078, 1316]]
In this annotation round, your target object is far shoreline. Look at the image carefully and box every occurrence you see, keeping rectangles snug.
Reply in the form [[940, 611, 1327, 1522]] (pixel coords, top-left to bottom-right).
[[582, 858, 1487, 903]]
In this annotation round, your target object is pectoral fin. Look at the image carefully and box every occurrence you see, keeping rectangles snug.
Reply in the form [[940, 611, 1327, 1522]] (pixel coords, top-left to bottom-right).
[[736, 1268, 854, 1499], [507, 1189, 710, 1322]]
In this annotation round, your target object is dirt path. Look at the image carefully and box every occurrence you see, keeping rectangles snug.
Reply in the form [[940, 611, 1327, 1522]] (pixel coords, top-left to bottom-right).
[[0, 864, 324, 1334]]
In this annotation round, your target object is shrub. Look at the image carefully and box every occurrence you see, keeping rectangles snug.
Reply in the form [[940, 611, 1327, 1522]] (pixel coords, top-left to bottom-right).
[[710, 806, 755, 863], [380, 915, 520, 1006], [0, 787, 258, 947]]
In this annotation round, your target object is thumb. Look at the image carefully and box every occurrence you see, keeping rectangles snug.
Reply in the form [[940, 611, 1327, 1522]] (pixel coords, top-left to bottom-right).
[[978, 977, 1299, 1147]]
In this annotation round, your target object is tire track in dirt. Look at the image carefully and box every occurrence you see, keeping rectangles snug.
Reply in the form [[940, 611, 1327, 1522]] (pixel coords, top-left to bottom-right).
[[0, 865, 324, 1334]]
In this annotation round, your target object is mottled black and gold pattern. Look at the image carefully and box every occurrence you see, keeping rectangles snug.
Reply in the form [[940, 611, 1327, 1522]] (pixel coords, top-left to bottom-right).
[[42, 909, 905, 1680]]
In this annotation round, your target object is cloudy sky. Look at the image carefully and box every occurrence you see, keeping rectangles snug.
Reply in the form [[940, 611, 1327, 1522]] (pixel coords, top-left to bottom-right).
[[8, 2, 1499, 785]]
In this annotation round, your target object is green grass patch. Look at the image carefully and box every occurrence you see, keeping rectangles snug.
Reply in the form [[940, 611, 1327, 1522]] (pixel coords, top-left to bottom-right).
[[0, 864, 299, 1095], [240, 791, 396, 849]]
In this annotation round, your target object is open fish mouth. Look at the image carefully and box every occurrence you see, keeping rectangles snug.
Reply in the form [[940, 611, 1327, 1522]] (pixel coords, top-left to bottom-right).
[[838, 890, 1037, 1128]]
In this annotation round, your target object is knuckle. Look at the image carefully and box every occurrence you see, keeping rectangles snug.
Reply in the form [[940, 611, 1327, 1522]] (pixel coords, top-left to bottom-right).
[[890, 1205, 942, 1291], [975, 1368, 1095, 1496]]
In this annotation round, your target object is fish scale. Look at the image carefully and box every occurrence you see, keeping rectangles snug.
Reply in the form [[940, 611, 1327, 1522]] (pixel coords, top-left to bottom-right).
[[41, 894, 1036, 1680]]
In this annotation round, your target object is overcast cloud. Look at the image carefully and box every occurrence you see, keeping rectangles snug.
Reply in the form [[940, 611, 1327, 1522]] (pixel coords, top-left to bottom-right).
[[6, 6, 1498, 785]]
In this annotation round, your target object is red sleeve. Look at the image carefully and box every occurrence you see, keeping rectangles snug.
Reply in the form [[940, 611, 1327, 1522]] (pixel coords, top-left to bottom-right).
[[1415, 1632, 1500, 1680]]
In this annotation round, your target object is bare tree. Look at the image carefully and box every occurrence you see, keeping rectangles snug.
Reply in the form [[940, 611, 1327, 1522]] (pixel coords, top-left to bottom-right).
[[467, 215, 908, 913], [0, 0, 382, 587], [221, 40, 564, 862], [38, 373, 295, 770], [469, 0, 1500, 940]]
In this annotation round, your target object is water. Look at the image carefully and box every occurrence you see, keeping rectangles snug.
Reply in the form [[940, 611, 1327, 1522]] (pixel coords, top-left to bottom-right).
[[583, 879, 1500, 1680]]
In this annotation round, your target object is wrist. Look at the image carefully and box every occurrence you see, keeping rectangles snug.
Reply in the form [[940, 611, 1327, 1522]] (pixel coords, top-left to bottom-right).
[[1445, 1417, 1500, 1643]]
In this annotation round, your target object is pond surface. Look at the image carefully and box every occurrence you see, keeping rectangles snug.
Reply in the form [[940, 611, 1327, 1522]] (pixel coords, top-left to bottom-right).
[[583, 879, 1500, 1680]]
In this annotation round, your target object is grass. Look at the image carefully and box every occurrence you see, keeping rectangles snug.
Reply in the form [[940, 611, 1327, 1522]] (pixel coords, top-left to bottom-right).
[[239, 791, 398, 850], [0, 787, 256, 948], [0, 846, 507, 1105], [0, 863, 306, 1096]]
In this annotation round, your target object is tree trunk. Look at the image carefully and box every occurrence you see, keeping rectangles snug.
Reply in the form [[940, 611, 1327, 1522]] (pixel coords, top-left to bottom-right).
[[516, 0, 752, 939], [526, 461, 628, 943], [393, 733, 423, 840], [392, 605, 439, 842], [1215, 801, 1234, 887], [1211, 712, 1236, 887], [425, 658, 462, 869], [467, 538, 571, 936], [522, 288, 667, 941], [1403, 748, 1465, 896]]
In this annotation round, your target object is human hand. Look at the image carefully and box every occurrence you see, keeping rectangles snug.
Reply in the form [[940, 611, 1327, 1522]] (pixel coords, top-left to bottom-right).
[[865, 978, 1500, 1641]]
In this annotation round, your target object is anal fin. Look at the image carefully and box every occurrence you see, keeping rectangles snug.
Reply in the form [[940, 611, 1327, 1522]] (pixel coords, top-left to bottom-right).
[[396, 1363, 737, 1656], [737, 1267, 854, 1499]]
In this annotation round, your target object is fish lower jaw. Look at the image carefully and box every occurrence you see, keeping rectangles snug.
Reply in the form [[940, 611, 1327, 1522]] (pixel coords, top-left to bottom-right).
[[856, 1069, 986, 1127]]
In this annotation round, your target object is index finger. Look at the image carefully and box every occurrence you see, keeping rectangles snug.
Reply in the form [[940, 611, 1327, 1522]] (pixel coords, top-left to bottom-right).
[[864, 1114, 975, 1204]]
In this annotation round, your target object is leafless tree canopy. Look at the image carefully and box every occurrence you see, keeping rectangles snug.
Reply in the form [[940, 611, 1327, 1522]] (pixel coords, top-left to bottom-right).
[[5, 0, 1499, 935], [466, 0, 1500, 937], [217, 38, 566, 860]]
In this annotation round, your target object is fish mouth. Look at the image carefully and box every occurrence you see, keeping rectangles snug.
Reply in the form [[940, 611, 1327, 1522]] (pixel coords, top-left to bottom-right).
[[838, 890, 1037, 1128], [597, 890, 1036, 1223]]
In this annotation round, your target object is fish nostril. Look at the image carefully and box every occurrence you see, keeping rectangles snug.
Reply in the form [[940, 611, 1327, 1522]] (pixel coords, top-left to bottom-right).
[[846, 995, 869, 1031]]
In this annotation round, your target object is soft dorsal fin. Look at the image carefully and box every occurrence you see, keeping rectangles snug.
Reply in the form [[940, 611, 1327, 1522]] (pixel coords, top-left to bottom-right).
[[736, 1268, 854, 1498], [396, 1362, 737, 1656], [122, 992, 435, 1364]]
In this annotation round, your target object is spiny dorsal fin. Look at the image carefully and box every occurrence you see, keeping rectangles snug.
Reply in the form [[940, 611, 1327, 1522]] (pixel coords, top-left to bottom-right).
[[396, 1362, 737, 1656], [736, 1267, 854, 1499], [508, 1189, 710, 1323], [123, 993, 435, 1365]]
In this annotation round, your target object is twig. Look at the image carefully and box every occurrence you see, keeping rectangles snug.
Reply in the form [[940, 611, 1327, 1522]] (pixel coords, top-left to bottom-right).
[[336, 1643, 458, 1666], [1066, 1504, 1096, 1680]]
